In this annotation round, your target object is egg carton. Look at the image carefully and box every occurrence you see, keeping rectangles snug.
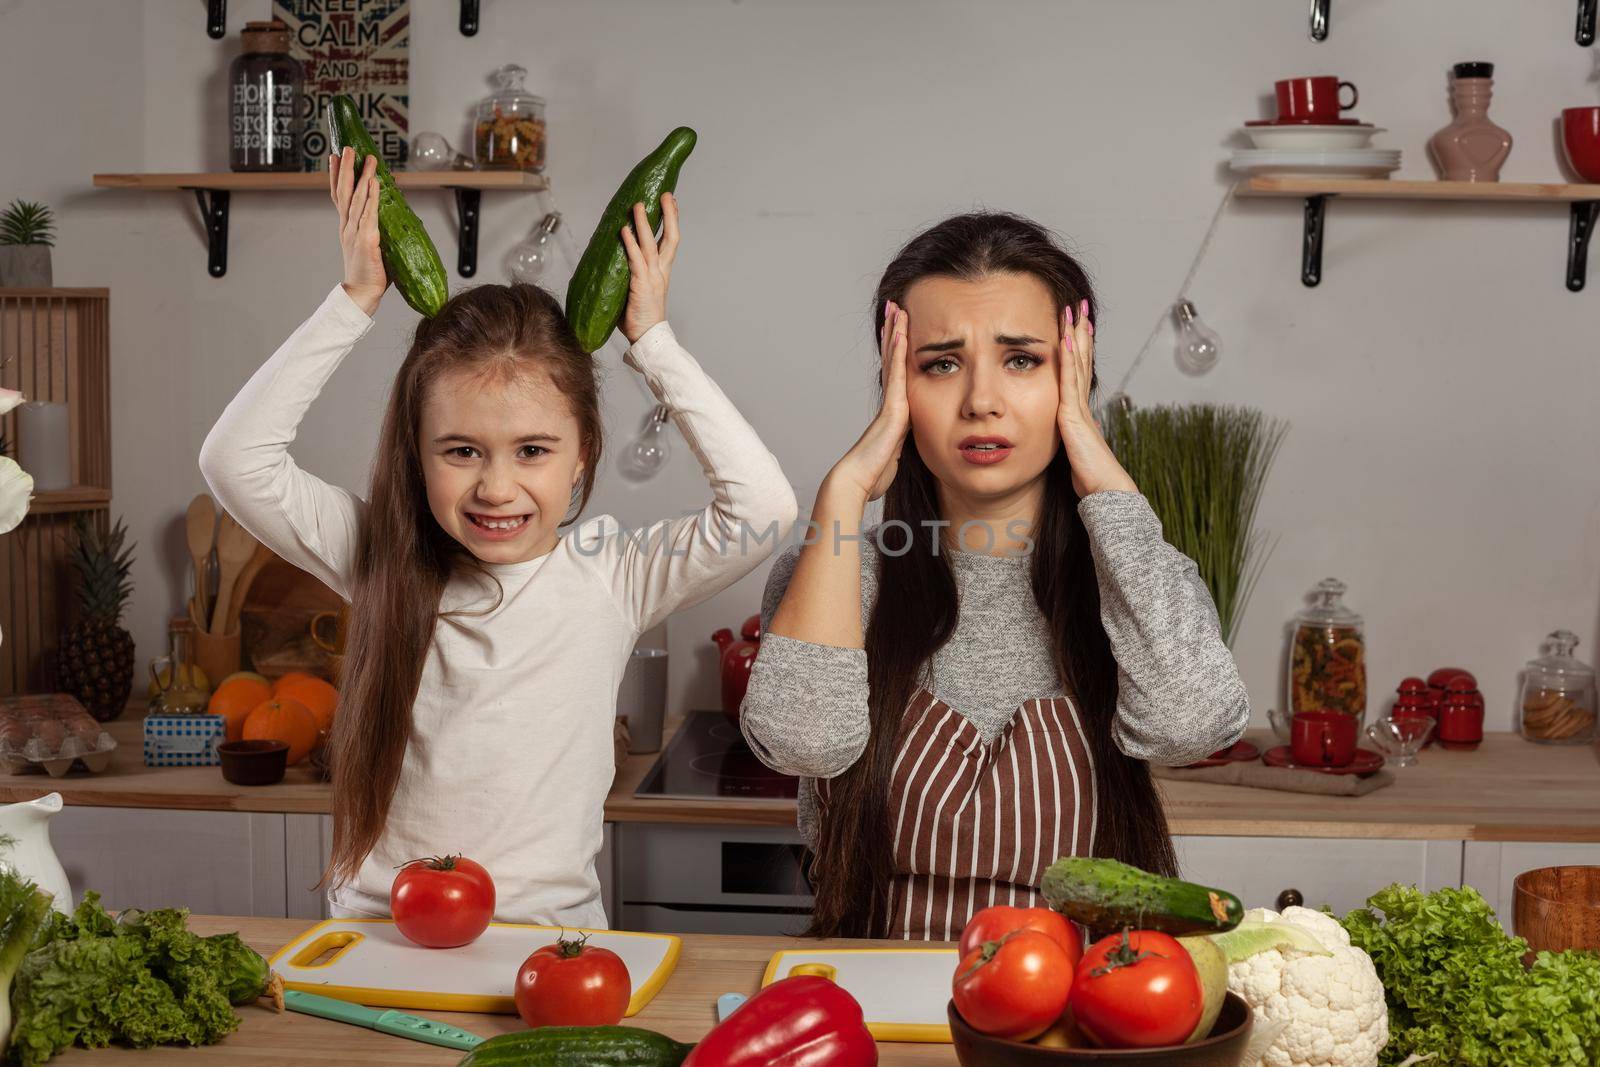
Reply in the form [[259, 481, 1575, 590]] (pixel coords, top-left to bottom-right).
[[0, 693, 118, 776], [0, 738, 117, 777]]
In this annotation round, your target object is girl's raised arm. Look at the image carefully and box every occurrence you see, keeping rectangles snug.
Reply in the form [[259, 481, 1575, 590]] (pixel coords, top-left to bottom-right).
[[197, 150, 387, 599]]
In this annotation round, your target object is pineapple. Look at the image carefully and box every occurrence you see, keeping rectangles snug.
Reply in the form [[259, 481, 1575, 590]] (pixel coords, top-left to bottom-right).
[[56, 516, 136, 722]]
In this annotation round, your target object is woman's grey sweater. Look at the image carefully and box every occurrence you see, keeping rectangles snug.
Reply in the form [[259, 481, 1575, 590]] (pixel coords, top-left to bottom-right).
[[738, 491, 1250, 846]]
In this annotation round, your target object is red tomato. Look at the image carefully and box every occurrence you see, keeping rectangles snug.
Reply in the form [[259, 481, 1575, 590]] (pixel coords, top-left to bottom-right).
[[1069, 929, 1201, 1049], [390, 855, 495, 949], [951, 929, 1074, 1041], [515, 936, 632, 1028], [958, 905, 1083, 972]]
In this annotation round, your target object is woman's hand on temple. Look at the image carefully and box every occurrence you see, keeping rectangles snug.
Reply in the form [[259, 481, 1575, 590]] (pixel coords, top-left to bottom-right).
[[824, 300, 911, 504], [1056, 299, 1137, 498]]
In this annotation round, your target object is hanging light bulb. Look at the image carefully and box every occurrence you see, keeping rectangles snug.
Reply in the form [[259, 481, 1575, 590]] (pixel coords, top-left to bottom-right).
[[508, 212, 561, 284], [618, 404, 672, 482], [1173, 299, 1222, 374], [409, 132, 474, 171]]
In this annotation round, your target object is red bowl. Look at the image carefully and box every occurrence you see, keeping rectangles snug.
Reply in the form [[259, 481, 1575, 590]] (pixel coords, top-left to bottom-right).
[[1562, 107, 1600, 183]]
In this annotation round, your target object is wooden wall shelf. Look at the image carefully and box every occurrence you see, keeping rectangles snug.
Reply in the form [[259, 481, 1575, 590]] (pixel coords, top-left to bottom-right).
[[1233, 178, 1600, 290], [206, 0, 483, 38], [93, 171, 549, 280]]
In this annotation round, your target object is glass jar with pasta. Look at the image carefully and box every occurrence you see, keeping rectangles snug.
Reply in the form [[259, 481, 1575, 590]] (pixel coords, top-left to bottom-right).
[[1517, 630, 1597, 745], [1287, 577, 1367, 723], [474, 63, 546, 173]]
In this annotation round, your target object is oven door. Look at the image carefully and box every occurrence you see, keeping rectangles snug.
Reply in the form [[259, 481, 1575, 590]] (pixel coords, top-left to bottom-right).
[[616, 823, 814, 936]]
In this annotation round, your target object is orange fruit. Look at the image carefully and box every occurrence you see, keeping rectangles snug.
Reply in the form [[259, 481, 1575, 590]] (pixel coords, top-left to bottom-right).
[[275, 674, 338, 735], [242, 697, 319, 766], [271, 671, 323, 696], [208, 677, 273, 742]]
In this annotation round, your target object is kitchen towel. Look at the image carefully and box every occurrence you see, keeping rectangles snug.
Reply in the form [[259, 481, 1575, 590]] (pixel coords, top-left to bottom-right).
[[1152, 761, 1394, 795]]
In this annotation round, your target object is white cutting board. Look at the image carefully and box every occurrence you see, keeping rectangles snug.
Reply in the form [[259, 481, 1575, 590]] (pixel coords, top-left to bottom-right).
[[269, 919, 680, 1015], [762, 948, 959, 1042]]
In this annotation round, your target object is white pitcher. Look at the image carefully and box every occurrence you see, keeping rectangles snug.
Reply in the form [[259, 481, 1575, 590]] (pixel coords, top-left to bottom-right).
[[0, 793, 73, 913]]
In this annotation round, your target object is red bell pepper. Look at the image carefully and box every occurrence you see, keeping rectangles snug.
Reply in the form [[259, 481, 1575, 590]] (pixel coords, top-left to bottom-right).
[[682, 975, 878, 1067]]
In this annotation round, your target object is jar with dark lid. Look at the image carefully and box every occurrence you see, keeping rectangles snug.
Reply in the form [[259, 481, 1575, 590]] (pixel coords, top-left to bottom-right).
[[229, 20, 302, 172]]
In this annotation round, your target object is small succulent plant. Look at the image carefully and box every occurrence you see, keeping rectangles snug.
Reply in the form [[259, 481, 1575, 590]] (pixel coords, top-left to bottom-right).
[[0, 201, 55, 247]]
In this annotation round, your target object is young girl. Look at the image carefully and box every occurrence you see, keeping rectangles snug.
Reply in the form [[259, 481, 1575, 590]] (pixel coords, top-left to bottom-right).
[[201, 149, 797, 927], [739, 213, 1248, 941]]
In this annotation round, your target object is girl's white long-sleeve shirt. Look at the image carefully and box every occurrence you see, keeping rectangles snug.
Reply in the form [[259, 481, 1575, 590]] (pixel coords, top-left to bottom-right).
[[199, 285, 798, 928]]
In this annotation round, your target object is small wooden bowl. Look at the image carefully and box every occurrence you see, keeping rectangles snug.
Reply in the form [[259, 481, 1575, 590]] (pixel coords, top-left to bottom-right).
[[218, 739, 289, 786], [949, 993, 1252, 1066], [1514, 865, 1600, 954]]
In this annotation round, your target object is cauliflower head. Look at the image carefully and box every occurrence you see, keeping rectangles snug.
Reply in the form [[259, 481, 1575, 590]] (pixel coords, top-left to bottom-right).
[[1226, 906, 1388, 1067]]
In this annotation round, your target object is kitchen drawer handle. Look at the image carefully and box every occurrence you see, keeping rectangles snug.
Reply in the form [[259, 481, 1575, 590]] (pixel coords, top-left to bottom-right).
[[788, 963, 837, 982]]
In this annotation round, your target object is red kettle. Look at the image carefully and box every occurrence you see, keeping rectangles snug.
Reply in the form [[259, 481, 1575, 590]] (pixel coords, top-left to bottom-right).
[[711, 614, 762, 724]]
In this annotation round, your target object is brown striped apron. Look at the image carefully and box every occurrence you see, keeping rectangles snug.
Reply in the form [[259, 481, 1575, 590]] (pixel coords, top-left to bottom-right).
[[816, 690, 1097, 941]]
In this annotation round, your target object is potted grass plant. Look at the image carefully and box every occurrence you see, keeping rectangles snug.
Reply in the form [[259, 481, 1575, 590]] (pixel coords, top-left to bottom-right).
[[0, 200, 55, 288], [1104, 401, 1288, 647]]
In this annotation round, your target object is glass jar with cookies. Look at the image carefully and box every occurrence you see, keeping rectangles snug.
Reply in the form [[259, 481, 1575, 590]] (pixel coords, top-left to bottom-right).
[[1518, 630, 1597, 745]]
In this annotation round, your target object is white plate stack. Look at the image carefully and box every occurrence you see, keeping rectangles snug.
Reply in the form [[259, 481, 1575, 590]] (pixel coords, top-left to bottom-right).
[[1230, 124, 1400, 179]]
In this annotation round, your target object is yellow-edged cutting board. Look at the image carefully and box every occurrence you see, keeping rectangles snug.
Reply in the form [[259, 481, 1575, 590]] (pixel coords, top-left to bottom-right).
[[762, 948, 959, 1043], [269, 919, 680, 1015]]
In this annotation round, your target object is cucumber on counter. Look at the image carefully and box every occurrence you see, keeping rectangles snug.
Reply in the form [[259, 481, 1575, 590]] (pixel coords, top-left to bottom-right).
[[457, 1026, 694, 1067], [564, 127, 697, 352], [326, 95, 450, 318], [1041, 857, 1243, 936]]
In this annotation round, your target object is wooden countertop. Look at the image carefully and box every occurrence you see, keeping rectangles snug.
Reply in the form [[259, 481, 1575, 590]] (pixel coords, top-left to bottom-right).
[[4, 712, 1597, 842], [46, 916, 956, 1065]]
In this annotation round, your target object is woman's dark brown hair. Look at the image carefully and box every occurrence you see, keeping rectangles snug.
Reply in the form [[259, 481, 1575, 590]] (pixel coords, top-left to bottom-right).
[[321, 283, 603, 890], [807, 212, 1178, 939]]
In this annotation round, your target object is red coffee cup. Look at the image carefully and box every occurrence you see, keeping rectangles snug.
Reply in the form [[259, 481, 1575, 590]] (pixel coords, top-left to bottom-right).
[[1292, 711, 1358, 767], [1562, 107, 1600, 183], [1275, 76, 1359, 123]]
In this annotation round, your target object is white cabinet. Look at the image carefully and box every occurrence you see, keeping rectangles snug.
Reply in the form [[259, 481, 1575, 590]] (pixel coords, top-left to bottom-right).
[[1174, 835, 1463, 915], [1462, 841, 1600, 931], [51, 806, 287, 916]]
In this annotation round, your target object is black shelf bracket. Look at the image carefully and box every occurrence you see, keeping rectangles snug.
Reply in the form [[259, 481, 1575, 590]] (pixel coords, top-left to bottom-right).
[[1309, 0, 1330, 40], [1581, 0, 1598, 45], [453, 188, 482, 277], [192, 189, 231, 278], [207, 0, 226, 39], [1300, 195, 1329, 287], [1568, 201, 1599, 291]]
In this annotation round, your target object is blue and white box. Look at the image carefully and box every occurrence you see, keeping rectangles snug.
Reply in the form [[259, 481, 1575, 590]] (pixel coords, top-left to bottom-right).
[[143, 714, 226, 767]]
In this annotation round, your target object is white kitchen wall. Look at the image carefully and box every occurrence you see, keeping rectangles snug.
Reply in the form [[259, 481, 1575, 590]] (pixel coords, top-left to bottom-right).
[[2, 0, 1597, 732]]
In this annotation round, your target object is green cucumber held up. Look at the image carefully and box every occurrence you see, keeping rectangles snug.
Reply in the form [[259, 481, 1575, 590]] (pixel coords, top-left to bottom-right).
[[1040, 856, 1244, 936], [565, 127, 697, 352], [326, 95, 449, 318], [456, 1025, 694, 1067]]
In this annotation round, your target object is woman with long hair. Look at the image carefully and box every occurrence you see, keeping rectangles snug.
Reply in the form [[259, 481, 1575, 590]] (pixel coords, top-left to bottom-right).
[[201, 149, 796, 926], [740, 212, 1247, 940]]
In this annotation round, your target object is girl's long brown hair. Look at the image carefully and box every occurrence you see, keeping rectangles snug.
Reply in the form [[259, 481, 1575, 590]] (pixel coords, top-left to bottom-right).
[[807, 213, 1177, 939], [321, 284, 603, 890]]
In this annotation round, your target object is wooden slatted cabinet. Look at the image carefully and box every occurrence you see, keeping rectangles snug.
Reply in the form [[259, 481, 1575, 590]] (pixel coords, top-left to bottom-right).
[[0, 288, 111, 693]]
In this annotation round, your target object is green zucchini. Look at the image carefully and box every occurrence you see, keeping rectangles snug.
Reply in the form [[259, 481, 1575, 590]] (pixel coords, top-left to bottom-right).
[[564, 127, 697, 352], [1040, 857, 1244, 936], [326, 94, 449, 318], [456, 1026, 693, 1067]]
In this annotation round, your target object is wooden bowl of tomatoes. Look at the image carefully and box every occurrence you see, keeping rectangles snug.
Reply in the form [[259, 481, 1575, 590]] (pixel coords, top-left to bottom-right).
[[949, 992, 1253, 1066]]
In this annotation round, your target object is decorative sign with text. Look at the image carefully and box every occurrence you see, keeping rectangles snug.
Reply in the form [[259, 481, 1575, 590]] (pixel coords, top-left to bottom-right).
[[271, 0, 410, 172]]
